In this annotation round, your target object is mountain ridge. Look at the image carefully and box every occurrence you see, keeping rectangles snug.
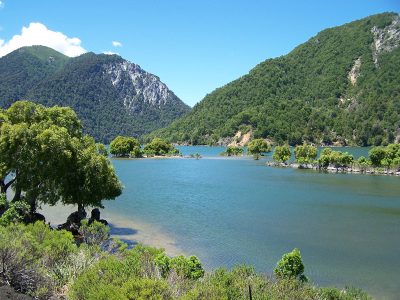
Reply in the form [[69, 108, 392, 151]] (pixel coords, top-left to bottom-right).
[[0, 46, 190, 143], [147, 12, 400, 146]]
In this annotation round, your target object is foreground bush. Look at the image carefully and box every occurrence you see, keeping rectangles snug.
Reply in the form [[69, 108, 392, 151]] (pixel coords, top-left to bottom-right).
[[0, 222, 371, 300]]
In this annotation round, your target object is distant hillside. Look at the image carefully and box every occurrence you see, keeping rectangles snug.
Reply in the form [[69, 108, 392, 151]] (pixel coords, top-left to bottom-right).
[[148, 13, 400, 146], [0, 46, 190, 143]]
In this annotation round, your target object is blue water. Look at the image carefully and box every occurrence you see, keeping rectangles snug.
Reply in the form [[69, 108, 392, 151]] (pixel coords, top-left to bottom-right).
[[103, 146, 399, 299]]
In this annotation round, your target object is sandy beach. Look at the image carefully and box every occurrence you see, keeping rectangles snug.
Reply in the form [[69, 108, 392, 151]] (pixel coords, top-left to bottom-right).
[[39, 204, 184, 257]]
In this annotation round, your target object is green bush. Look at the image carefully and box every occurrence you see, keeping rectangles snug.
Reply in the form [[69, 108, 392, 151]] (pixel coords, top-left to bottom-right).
[[294, 144, 317, 164], [220, 146, 244, 156], [0, 200, 30, 226], [247, 139, 271, 155], [110, 136, 141, 157], [143, 138, 179, 156], [274, 248, 307, 282], [273, 145, 291, 163], [79, 220, 110, 247]]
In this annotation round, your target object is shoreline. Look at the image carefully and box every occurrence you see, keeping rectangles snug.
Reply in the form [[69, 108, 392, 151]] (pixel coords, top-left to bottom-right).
[[266, 161, 400, 176], [39, 204, 184, 257]]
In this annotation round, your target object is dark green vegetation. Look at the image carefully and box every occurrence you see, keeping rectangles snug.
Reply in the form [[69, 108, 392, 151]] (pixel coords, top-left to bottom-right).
[[0, 101, 122, 217], [110, 136, 141, 157], [272, 145, 291, 163], [247, 139, 272, 155], [109, 136, 180, 158], [0, 222, 370, 300], [294, 144, 318, 164], [143, 138, 180, 157], [148, 13, 400, 146], [271, 143, 400, 173], [220, 146, 244, 156], [0, 46, 190, 143]]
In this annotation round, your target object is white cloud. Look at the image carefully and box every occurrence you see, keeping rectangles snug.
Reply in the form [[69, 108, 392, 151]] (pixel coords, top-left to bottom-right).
[[112, 41, 122, 47], [0, 1, 4, 9], [103, 51, 118, 55], [0, 22, 86, 57]]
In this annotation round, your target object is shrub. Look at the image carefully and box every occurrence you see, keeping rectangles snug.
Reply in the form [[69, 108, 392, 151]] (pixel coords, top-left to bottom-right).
[[0, 200, 30, 226], [79, 220, 110, 247], [274, 248, 307, 282], [247, 139, 271, 155], [273, 145, 291, 163]]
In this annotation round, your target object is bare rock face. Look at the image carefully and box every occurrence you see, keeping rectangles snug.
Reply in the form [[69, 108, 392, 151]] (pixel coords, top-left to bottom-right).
[[371, 15, 400, 65], [348, 57, 361, 86], [104, 60, 177, 114]]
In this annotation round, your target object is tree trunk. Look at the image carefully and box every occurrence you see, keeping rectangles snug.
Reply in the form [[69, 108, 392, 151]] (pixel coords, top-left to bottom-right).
[[12, 184, 21, 202], [29, 198, 37, 215], [2, 177, 16, 194]]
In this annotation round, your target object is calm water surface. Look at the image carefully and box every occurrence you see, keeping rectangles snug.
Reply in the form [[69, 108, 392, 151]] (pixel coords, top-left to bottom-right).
[[103, 146, 398, 299]]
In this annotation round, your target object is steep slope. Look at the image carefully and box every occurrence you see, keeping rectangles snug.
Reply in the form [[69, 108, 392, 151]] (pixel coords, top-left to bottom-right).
[[0, 46, 190, 143], [148, 13, 400, 146]]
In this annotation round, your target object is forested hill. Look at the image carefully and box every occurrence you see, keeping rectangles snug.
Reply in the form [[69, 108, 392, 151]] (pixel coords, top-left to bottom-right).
[[147, 12, 400, 146], [0, 46, 190, 143]]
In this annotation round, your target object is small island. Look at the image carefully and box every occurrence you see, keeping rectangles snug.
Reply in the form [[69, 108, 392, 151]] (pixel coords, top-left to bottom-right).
[[267, 143, 400, 176]]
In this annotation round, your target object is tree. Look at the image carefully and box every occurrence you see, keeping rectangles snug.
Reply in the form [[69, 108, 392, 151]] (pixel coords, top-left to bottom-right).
[[272, 145, 291, 163], [368, 146, 386, 167], [0, 101, 122, 215], [274, 248, 307, 282], [221, 146, 244, 156], [110, 136, 141, 157], [247, 139, 271, 155], [294, 144, 317, 165], [143, 138, 179, 156]]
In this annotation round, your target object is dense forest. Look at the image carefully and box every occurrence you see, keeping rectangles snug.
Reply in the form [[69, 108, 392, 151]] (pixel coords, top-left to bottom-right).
[[0, 46, 190, 143], [147, 13, 400, 146]]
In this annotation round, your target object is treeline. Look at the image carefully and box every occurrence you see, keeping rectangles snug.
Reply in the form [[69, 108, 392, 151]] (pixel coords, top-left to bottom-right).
[[0, 46, 190, 143], [270, 143, 400, 173], [109, 136, 180, 158], [146, 13, 400, 146]]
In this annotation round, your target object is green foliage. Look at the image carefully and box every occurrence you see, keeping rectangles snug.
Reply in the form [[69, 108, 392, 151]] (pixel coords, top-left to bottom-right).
[[274, 248, 307, 282], [154, 253, 171, 278], [123, 278, 172, 300], [0, 222, 78, 298], [273, 145, 291, 163], [247, 138, 272, 155], [294, 144, 318, 164], [317, 148, 354, 169], [171, 255, 205, 280], [147, 13, 400, 147], [0, 101, 122, 213], [110, 136, 141, 157], [0, 201, 30, 226], [143, 138, 179, 156], [96, 143, 109, 156], [368, 143, 400, 168], [0, 192, 8, 212], [220, 146, 244, 156], [79, 220, 110, 246], [0, 223, 369, 300], [0, 46, 190, 143]]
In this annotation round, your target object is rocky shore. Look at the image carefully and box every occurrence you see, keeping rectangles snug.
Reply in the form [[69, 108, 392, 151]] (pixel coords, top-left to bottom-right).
[[266, 161, 400, 176]]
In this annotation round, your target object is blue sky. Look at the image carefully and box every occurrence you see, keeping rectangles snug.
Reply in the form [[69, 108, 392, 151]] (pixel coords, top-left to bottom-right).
[[0, 1, 399, 106]]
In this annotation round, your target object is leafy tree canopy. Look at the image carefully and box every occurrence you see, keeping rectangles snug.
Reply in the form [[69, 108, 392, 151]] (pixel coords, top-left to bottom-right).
[[0, 101, 122, 214]]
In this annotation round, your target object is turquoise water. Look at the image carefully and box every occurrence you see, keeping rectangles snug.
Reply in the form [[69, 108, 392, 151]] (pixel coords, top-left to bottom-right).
[[104, 146, 398, 299]]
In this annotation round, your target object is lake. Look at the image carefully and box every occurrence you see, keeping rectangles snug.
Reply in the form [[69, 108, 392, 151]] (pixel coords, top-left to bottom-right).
[[45, 146, 400, 299]]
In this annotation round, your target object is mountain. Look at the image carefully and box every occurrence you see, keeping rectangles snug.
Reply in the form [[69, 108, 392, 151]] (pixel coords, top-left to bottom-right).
[[0, 46, 190, 142], [147, 13, 400, 146]]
